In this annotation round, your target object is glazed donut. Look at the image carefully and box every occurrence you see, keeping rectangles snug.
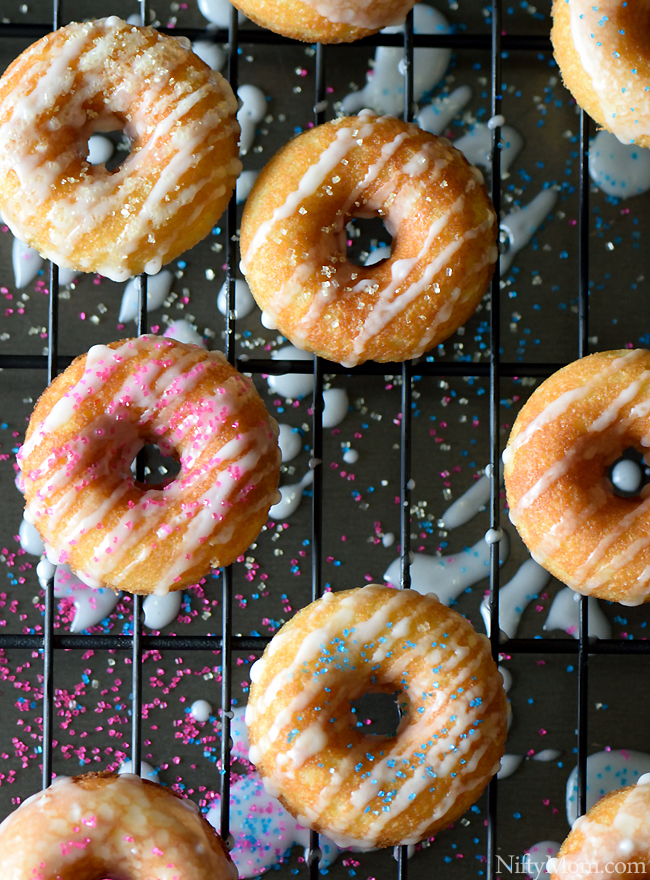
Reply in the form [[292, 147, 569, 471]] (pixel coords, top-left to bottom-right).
[[240, 112, 498, 366], [504, 349, 650, 606], [551, 0, 650, 147], [0, 17, 241, 281], [245, 585, 507, 849], [18, 335, 280, 596], [230, 0, 417, 43], [549, 779, 650, 880], [0, 772, 237, 879]]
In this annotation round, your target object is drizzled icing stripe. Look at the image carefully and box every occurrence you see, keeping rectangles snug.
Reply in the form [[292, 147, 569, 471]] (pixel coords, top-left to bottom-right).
[[247, 586, 505, 849], [241, 110, 379, 273], [568, 0, 650, 144], [551, 781, 650, 880], [299, 0, 414, 29], [505, 351, 650, 603], [20, 336, 279, 594], [0, 17, 240, 281], [350, 208, 494, 361], [511, 371, 650, 521], [243, 114, 496, 366], [503, 349, 645, 468], [0, 774, 236, 879]]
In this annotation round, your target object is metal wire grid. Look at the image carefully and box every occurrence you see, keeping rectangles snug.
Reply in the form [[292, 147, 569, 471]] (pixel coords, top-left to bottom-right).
[[0, 1, 645, 877]]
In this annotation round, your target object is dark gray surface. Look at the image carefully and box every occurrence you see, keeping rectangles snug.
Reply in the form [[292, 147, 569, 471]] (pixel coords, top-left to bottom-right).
[[0, 2, 649, 879]]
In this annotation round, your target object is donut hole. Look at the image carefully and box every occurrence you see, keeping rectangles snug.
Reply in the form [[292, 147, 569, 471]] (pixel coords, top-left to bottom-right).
[[607, 448, 650, 498], [346, 216, 393, 268], [350, 690, 405, 737], [131, 443, 181, 487], [84, 119, 132, 173]]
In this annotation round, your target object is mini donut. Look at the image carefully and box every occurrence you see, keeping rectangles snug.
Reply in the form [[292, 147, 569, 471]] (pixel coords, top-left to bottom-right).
[[230, 0, 417, 43], [240, 112, 498, 366], [0, 17, 241, 281], [18, 335, 280, 596], [245, 585, 507, 849], [503, 349, 650, 606], [551, 0, 650, 147], [0, 772, 237, 880], [549, 779, 650, 880]]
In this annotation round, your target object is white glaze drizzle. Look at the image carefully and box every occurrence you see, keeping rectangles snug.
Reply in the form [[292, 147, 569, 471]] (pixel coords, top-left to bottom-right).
[[503, 350, 645, 469], [0, 774, 233, 878], [511, 370, 649, 518], [19, 336, 278, 594], [508, 357, 650, 602], [340, 5, 451, 118], [298, 0, 413, 29], [0, 18, 240, 280], [543, 588, 611, 641], [589, 130, 650, 199], [241, 111, 378, 274], [553, 781, 650, 880], [248, 586, 504, 849], [565, 750, 650, 827], [479, 557, 551, 639], [417, 85, 473, 137], [244, 110, 496, 365], [523, 841, 560, 879], [569, 0, 650, 144], [54, 563, 121, 632], [143, 589, 183, 629], [384, 532, 509, 606], [207, 773, 343, 877]]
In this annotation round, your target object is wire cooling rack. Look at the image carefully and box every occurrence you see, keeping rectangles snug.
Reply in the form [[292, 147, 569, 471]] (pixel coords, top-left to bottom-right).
[[1, 1, 649, 878]]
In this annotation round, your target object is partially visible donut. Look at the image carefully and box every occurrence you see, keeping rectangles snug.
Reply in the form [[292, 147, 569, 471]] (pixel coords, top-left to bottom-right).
[[0, 17, 241, 281], [0, 772, 237, 880], [551, 0, 650, 147], [240, 112, 498, 366], [246, 585, 507, 849], [504, 349, 650, 606], [549, 780, 650, 880], [230, 0, 417, 43], [18, 335, 280, 596]]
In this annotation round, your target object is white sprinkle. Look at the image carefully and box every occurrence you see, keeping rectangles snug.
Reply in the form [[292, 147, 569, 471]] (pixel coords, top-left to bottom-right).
[[190, 699, 213, 723], [484, 527, 503, 544], [487, 114, 505, 130], [343, 447, 359, 464], [611, 458, 643, 494]]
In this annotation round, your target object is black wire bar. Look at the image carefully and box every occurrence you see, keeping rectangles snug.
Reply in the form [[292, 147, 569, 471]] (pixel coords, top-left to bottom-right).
[[576, 107, 591, 821], [486, 1, 503, 878], [0, 2, 600, 879]]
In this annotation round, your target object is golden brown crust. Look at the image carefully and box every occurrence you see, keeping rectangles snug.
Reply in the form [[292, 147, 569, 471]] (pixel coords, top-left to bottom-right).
[[504, 349, 650, 604], [0, 18, 241, 280], [240, 115, 497, 366], [551, 0, 650, 149], [247, 586, 507, 848], [0, 771, 235, 879], [551, 786, 650, 880], [20, 336, 280, 595], [71, 772, 232, 864], [230, 0, 415, 43]]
